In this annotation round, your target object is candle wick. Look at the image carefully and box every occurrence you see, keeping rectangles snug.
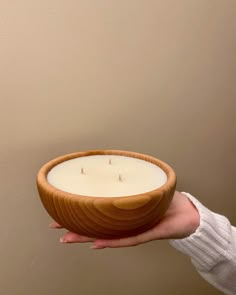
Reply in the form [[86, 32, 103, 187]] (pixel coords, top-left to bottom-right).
[[118, 174, 122, 182], [109, 158, 112, 165], [81, 168, 85, 174]]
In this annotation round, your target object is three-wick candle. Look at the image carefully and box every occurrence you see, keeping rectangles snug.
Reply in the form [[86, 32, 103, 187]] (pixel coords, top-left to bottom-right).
[[47, 155, 167, 197]]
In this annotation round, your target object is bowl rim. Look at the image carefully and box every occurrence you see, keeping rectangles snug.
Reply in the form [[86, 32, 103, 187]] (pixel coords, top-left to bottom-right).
[[36, 149, 176, 201]]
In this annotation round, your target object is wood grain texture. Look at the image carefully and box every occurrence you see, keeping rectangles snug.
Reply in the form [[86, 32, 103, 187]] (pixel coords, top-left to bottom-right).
[[36, 150, 176, 239]]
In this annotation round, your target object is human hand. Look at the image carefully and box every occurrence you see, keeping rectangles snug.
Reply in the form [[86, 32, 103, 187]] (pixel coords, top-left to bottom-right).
[[50, 191, 200, 249]]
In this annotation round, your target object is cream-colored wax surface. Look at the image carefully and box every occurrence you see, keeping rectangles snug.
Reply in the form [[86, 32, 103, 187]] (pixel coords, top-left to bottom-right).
[[47, 155, 167, 197]]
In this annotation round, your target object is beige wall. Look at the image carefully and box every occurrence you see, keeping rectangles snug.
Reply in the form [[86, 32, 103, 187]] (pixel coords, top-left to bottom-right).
[[0, 1, 235, 294]]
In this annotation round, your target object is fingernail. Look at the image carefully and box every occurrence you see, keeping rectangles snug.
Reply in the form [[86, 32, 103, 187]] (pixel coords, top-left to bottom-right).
[[90, 244, 105, 250], [49, 222, 59, 228], [60, 237, 67, 243], [90, 245, 98, 249]]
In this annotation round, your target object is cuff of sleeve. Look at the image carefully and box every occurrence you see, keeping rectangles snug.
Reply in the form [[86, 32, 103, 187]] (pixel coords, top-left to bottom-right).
[[169, 192, 232, 271]]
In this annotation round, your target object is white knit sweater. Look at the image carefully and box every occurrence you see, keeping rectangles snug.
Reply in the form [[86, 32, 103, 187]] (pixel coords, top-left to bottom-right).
[[170, 193, 236, 295]]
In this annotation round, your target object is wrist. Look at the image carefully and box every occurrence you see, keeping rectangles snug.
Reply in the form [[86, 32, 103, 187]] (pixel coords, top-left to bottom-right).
[[182, 193, 200, 237]]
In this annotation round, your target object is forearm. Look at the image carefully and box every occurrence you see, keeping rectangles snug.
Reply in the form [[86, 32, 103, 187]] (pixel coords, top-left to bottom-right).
[[170, 193, 236, 295]]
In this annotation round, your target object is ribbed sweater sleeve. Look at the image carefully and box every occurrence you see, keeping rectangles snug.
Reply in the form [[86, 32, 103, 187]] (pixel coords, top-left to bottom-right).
[[170, 193, 236, 295]]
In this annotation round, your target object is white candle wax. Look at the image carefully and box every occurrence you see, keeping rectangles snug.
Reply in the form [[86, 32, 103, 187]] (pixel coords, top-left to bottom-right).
[[47, 155, 167, 197]]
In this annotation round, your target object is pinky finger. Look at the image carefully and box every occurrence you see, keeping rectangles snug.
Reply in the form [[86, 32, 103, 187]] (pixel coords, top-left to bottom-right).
[[92, 228, 158, 249]]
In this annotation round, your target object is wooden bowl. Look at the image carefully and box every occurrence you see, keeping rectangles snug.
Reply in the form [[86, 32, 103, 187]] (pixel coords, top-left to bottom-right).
[[36, 150, 176, 239]]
